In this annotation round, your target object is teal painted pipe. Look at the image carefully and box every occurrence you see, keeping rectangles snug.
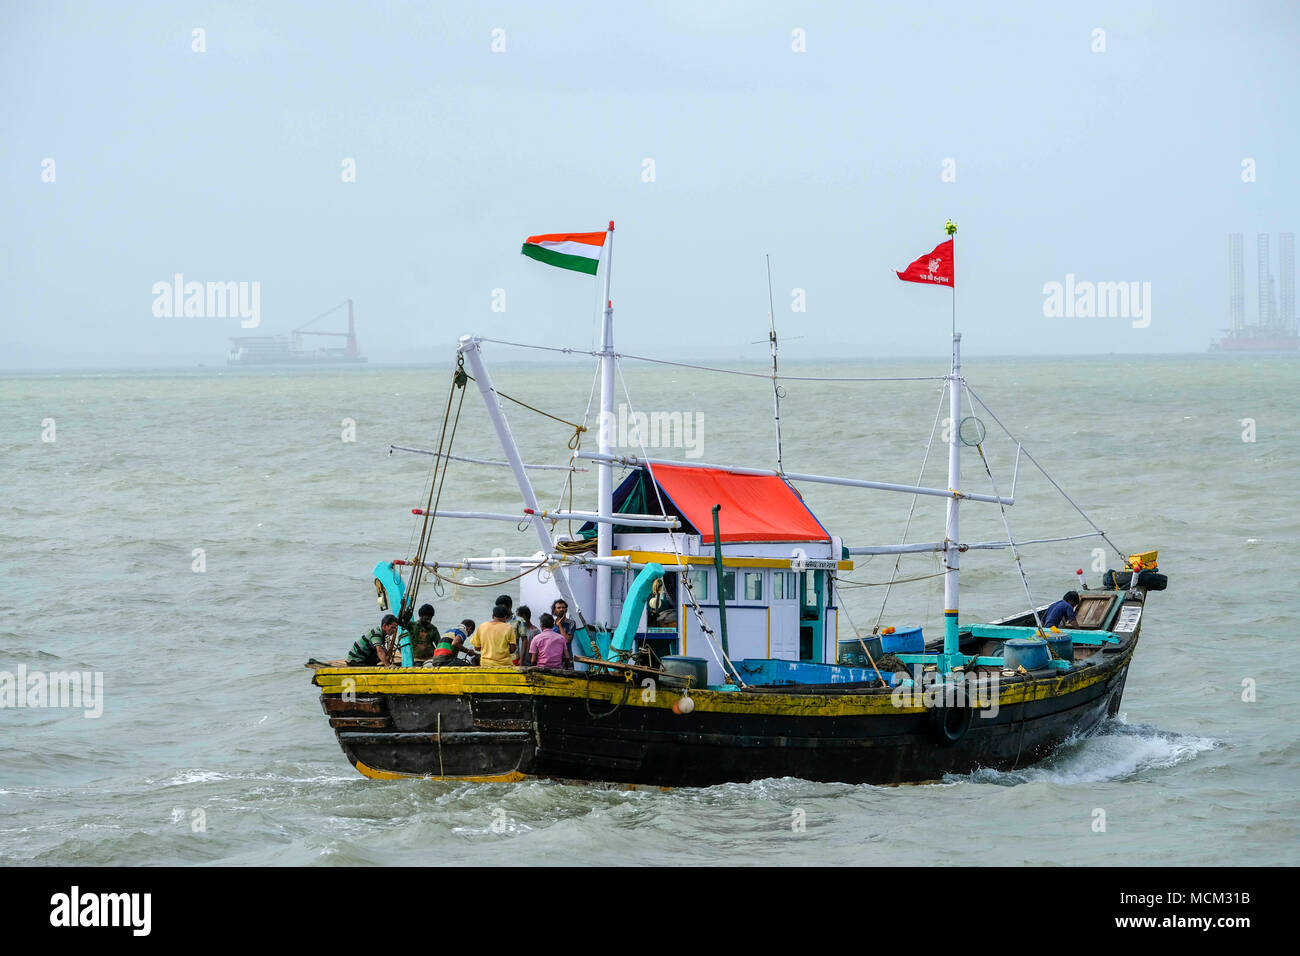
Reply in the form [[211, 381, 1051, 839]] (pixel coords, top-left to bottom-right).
[[942, 608, 959, 673], [372, 560, 414, 668], [609, 563, 665, 657]]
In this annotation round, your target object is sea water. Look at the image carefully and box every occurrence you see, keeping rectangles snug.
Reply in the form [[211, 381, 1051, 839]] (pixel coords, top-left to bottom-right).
[[1, 353, 1296, 865]]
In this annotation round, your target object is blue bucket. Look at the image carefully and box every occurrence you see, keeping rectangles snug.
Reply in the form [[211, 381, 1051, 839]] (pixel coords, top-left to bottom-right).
[[881, 627, 924, 655], [1045, 631, 1073, 660], [838, 635, 882, 665], [1003, 637, 1050, 671]]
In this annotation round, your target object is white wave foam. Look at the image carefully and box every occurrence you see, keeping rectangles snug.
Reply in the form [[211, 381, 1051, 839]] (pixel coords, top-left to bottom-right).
[[956, 719, 1218, 786], [163, 770, 234, 786]]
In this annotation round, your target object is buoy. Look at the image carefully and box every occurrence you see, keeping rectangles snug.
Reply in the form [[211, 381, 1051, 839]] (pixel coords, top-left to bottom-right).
[[673, 697, 695, 715]]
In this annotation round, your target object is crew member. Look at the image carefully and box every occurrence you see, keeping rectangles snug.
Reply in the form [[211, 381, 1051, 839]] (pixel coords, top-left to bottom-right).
[[470, 605, 517, 668], [348, 614, 399, 666], [528, 613, 572, 670], [407, 603, 438, 661], [428, 619, 478, 667], [1042, 591, 1082, 628]]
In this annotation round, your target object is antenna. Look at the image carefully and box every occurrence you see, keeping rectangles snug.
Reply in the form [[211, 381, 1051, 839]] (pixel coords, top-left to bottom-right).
[[766, 254, 785, 474]]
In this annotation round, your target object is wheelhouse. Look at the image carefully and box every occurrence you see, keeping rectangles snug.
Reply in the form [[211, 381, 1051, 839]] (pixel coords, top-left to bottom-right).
[[521, 463, 852, 684]]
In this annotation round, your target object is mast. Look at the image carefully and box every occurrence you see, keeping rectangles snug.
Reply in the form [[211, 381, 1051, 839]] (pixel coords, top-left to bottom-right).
[[596, 220, 615, 629], [766, 254, 784, 473], [942, 220, 961, 673], [943, 331, 962, 672]]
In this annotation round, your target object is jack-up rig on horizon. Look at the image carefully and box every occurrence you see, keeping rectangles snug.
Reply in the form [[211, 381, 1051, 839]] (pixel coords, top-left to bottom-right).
[[227, 299, 367, 365], [1213, 232, 1298, 352]]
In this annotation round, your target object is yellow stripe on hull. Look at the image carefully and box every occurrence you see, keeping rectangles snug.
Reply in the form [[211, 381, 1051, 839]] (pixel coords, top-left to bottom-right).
[[314, 657, 1128, 718], [352, 758, 529, 783]]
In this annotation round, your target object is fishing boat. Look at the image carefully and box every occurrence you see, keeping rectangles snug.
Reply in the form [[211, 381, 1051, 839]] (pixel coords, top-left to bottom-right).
[[309, 222, 1166, 786]]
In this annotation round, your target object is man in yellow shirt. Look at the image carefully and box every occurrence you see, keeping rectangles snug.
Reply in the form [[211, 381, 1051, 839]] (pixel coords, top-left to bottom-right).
[[470, 605, 517, 667]]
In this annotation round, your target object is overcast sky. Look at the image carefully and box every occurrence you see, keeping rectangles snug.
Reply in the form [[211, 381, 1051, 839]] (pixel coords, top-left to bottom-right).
[[2, 0, 1297, 367]]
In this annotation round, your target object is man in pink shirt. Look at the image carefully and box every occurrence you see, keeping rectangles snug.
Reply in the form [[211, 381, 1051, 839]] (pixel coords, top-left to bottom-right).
[[528, 613, 572, 670]]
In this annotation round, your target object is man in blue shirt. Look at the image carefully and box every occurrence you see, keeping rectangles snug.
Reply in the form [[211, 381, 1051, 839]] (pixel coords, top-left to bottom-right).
[[1043, 591, 1081, 628]]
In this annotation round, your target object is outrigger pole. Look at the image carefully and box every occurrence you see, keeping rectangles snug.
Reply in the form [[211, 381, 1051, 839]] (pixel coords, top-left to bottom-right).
[[457, 335, 590, 648], [596, 220, 616, 630]]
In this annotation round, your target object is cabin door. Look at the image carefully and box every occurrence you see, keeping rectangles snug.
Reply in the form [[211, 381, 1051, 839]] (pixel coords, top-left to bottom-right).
[[798, 569, 824, 661]]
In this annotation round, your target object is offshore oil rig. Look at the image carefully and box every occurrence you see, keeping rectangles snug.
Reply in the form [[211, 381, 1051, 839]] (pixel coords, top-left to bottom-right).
[[227, 299, 367, 366], [1212, 232, 1299, 352]]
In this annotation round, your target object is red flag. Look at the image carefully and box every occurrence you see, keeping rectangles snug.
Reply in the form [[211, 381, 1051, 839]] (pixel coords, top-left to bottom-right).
[[896, 239, 954, 287]]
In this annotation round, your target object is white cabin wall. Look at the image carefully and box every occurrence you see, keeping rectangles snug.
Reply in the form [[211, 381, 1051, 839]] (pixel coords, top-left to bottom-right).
[[520, 563, 597, 627], [683, 605, 769, 684], [824, 606, 839, 665], [612, 532, 699, 555]]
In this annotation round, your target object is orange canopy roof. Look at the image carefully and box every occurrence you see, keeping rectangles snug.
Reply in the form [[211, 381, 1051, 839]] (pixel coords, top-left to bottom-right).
[[646, 464, 830, 544]]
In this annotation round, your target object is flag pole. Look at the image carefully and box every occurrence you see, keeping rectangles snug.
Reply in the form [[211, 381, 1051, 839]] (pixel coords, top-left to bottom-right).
[[595, 220, 615, 633], [942, 219, 960, 673]]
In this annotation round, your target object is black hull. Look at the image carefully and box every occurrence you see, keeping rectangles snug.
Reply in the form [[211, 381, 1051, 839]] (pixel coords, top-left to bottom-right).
[[318, 637, 1136, 787]]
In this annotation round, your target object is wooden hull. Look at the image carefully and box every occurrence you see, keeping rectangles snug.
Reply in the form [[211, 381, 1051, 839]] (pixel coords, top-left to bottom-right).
[[313, 630, 1138, 787]]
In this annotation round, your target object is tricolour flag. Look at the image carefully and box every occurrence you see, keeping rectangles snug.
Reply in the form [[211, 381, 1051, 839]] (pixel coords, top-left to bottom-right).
[[896, 239, 954, 287], [521, 231, 606, 275]]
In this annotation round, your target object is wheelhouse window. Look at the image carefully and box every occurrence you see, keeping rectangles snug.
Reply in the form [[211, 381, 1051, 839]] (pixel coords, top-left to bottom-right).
[[721, 570, 736, 601], [686, 569, 709, 600], [743, 571, 763, 601]]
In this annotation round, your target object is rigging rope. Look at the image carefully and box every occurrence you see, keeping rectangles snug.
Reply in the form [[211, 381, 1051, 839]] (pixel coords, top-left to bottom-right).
[[462, 372, 587, 440], [424, 565, 535, 588], [389, 446, 584, 472], [873, 382, 948, 634], [615, 359, 746, 687], [474, 336, 948, 384], [405, 359, 468, 611], [552, 359, 602, 539], [832, 594, 887, 685], [964, 383, 1127, 560], [963, 382, 1045, 634], [837, 571, 948, 587]]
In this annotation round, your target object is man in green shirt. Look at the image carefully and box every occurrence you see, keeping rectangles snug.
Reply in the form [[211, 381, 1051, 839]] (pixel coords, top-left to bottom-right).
[[348, 614, 399, 666], [406, 604, 438, 661]]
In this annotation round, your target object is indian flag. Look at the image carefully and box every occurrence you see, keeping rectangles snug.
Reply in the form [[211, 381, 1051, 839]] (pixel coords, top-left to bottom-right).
[[521, 230, 606, 275]]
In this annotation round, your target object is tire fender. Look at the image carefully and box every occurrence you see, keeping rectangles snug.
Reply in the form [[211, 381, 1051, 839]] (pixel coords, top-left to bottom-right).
[[929, 704, 975, 745]]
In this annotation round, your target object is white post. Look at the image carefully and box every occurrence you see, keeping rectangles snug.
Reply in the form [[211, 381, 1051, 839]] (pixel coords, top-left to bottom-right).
[[943, 331, 962, 670], [458, 335, 584, 621], [596, 220, 616, 629]]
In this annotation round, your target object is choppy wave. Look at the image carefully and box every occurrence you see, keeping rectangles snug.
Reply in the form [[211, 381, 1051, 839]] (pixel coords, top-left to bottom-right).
[[955, 718, 1219, 786]]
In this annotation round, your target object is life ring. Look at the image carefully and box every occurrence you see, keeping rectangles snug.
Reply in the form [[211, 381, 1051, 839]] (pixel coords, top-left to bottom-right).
[[929, 704, 974, 745]]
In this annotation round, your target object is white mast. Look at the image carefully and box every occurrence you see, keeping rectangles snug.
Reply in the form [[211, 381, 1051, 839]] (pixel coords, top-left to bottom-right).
[[596, 220, 616, 629], [943, 331, 962, 671], [942, 220, 961, 672]]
